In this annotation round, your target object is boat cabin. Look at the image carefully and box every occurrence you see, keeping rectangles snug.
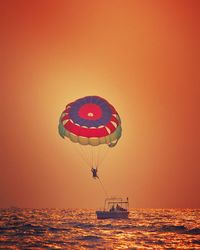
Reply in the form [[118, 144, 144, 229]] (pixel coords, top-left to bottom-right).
[[96, 197, 129, 219]]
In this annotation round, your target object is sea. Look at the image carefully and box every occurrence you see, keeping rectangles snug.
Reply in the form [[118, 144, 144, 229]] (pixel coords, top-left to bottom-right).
[[0, 208, 199, 249]]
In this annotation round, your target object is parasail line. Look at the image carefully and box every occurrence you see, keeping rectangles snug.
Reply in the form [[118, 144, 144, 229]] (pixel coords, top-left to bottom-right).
[[98, 146, 109, 166], [98, 177, 108, 197], [74, 144, 91, 169]]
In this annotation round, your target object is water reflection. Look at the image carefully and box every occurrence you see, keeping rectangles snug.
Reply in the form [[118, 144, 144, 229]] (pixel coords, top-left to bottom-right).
[[0, 208, 199, 249]]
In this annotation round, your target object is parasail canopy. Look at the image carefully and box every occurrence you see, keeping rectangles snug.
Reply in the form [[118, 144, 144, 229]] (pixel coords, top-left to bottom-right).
[[58, 96, 122, 147]]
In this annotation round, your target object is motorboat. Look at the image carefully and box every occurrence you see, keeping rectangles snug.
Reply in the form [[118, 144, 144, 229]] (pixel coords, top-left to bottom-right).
[[96, 197, 129, 219]]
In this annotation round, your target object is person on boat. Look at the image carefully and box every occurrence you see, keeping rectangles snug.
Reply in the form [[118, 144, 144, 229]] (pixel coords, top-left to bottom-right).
[[91, 167, 98, 179], [116, 204, 120, 211], [110, 205, 115, 212], [116, 204, 125, 211]]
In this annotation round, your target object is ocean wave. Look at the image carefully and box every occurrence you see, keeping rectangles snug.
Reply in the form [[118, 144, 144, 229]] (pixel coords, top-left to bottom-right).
[[160, 225, 187, 232], [186, 228, 200, 235], [75, 235, 103, 242], [160, 225, 200, 235], [0, 240, 18, 246], [0, 225, 21, 231], [99, 223, 114, 229], [48, 226, 71, 232], [22, 223, 45, 230], [69, 222, 95, 229], [192, 239, 200, 244]]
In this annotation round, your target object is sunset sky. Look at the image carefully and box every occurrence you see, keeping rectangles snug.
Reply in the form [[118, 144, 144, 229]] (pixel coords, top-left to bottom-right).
[[1, 0, 200, 208]]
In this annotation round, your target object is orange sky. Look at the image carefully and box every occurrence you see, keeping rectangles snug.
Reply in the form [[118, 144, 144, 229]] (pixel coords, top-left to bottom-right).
[[1, 0, 200, 208]]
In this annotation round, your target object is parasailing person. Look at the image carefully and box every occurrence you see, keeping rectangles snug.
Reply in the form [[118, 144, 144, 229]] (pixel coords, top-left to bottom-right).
[[91, 167, 98, 179]]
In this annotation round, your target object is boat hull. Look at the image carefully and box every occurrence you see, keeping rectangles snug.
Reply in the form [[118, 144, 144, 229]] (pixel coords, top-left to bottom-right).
[[96, 210, 129, 219]]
